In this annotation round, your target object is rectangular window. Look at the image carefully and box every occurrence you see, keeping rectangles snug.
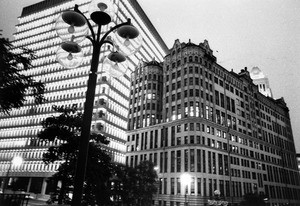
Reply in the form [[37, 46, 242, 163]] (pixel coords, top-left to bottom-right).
[[203, 178, 207, 196], [197, 178, 201, 195], [202, 150, 206, 173], [177, 136, 181, 145], [190, 135, 195, 144], [208, 151, 212, 173], [190, 123, 194, 131], [160, 152, 163, 173], [163, 178, 167, 194], [177, 178, 181, 194], [164, 152, 168, 172], [159, 178, 162, 194], [150, 131, 153, 149], [197, 149, 201, 172], [196, 123, 200, 131], [184, 136, 188, 144], [184, 149, 189, 172], [171, 126, 175, 146], [218, 154, 223, 175], [171, 151, 175, 172], [190, 149, 195, 172], [177, 124, 181, 133], [184, 123, 188, 131], [171, 178, 175, 195], [154, 130, 158, 148], [191, 177, 195, 194], [177, 150, 181, 172], [215, 90, 219, 105]]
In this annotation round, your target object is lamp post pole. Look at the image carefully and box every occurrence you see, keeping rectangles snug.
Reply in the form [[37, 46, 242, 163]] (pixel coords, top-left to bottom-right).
[[55, 2, 142, 205], [71, 19, 130, 206]]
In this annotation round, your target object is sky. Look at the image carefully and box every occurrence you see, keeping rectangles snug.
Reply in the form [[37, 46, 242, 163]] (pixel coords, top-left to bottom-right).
[[0, 0, 300, 151]]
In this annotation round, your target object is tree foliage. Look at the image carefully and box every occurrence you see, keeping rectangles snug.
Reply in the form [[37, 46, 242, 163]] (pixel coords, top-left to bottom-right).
[[113, 161, 158, 206], [38, 106, 158, 205], [38, 105, 113, 205], [0, 37, 45, 114]]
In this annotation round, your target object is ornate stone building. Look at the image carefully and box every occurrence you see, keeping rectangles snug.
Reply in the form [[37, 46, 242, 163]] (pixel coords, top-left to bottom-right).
[[126, 39, 300, 205]]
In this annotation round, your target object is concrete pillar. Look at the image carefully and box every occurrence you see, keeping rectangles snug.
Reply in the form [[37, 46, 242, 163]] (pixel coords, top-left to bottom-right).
[[40, 178, 47, 195]]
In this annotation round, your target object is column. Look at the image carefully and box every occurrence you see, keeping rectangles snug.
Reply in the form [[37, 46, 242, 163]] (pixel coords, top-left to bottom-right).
[[40, 178, 47, 195]]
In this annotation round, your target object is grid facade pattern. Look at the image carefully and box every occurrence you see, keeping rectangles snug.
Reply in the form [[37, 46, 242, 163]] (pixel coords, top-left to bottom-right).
[[126, 40, 300, 205], [0, 0, 168, 196], [128, 60, 164, 131]]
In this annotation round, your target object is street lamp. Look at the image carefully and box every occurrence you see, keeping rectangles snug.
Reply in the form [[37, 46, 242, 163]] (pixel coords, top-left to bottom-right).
[[54, 1, 142, 205], [2, 156, 23, 193], [181, 173, 191, 206]]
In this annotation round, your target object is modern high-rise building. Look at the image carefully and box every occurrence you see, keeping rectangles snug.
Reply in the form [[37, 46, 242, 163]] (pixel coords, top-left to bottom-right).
[[0, 0, 168, 197], [126, 39, 300, 205]]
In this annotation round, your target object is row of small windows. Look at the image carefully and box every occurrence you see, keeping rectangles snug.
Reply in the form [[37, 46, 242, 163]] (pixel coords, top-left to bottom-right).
[[154, 178, 300, 201], [93, 122, 127, 143], [166, 66, 212, 82], [132, 72, 161, 85], [134, 93, 289, 158], [128, 114, 161, 130], [0, 136, 63, 149], [102, 110, 128, 129], [166, 55, 212, 71], [127, 150, 300, 187], [167, 46, 244, 92], [0, 101, 82, 127], [46, 79, 87, 93], [97, 96, 128, 118], [0, 161, 60, 173], [105, 138, 126, 154], [15, 23, 54, 44], [0, 116, 44, 128], [0, 149, 45, 160], [130, 93, 160, 106], [131, 81, 161, 95], [14, 30, 56, 47], [127, 121, 284, 163]]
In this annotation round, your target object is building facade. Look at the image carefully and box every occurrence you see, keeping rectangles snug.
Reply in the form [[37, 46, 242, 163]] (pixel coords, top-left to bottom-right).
[[0, 0, 168, 197], [126, 39, 300, 206]]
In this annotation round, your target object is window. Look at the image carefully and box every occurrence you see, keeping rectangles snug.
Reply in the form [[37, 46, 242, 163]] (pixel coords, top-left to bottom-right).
[[196, 123, 200, 131], [171, 178, 175, 194], [177, 124, 181, 133], [206, 126, 210, 134], [177, 151, 181, 172], [177, 136, 181, 145], [190, 123, 194, 131], [184, 123, 188, 131]]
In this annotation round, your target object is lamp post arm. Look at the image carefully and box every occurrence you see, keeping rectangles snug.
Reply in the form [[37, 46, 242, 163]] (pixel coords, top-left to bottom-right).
[[74, 4, 96, 41], [99, 18, 131, 46], [86, 36, 94, 44], [101, 40, 114, 46]]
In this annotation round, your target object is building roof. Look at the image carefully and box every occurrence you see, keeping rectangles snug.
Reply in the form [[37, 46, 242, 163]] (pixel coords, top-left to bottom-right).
[[21, 0, 71, 16]]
